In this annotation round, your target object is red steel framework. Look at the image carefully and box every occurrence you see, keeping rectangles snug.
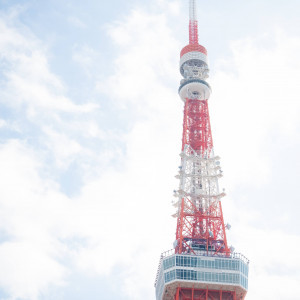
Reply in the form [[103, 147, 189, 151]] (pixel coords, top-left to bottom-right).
[[175, 99, 229, 256], [174, 1, 231, 298], [181, 99, 213, 153], [175, 287, 241, 300], [189, 19, 198, 45], [155, 1, 248, 299]]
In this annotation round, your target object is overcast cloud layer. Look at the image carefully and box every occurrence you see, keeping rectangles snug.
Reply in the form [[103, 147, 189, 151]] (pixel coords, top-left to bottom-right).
[[0, 0, 300, 299]]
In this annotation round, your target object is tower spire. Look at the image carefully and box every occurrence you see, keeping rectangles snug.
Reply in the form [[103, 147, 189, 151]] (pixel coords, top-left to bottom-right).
[[189, 0, 199, 44]]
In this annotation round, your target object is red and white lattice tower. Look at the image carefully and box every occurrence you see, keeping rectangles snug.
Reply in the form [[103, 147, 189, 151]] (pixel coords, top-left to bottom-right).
[[155, 1, 249, 299]]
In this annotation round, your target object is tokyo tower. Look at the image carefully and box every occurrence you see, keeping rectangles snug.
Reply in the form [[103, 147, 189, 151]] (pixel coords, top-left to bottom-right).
[[155, 1, 249, 299]]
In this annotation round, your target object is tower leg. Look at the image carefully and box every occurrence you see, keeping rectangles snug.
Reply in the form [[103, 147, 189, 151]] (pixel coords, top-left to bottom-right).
[[176, 286, 180, 300]]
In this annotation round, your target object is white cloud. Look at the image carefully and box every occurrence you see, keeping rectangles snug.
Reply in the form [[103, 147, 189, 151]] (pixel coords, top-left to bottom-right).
[[0, 10, 101, 174], [0, 141, 68, 299], [211, 31, 300, 189], [42, 127, 84, 169], [231, 224, 300, 300], [0, 241, 66, 300], [211, 32, 300, 299], [155, 0, 182, 16], [72, 44, 102, 77], [0, 15, 97, 115], [100, 8, 180, 112], [67, 16, 87, 29], [0, 7, 180, 298], [0, 119, 7, 128], [0, 10, 105, 297]]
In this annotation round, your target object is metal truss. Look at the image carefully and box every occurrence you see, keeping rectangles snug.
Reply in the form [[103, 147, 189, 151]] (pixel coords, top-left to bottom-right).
[[174, 142, 229, 255], [189, 0, 198, 45], [174, 287, 245, 300]]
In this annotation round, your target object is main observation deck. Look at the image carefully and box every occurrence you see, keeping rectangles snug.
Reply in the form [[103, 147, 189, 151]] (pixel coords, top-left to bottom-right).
[[155, 250, 249, 300]]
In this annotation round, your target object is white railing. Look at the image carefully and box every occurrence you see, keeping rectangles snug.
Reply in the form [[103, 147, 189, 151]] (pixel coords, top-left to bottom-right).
[[160, 248, 249, 264]]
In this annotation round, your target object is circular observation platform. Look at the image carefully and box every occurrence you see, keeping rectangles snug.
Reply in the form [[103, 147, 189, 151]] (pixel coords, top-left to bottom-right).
[[178, 79, 211, 101], [180, 44, 208, 76]]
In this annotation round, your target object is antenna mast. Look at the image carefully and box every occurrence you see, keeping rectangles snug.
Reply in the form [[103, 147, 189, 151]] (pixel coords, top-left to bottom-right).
[[189, 0, 199, 44]]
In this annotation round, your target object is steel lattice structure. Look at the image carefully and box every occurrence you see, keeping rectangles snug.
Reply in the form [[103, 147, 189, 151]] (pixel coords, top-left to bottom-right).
[[155, 1, 249, 300]]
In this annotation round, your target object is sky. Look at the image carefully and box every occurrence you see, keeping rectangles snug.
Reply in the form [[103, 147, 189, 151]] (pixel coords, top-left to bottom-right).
[[0, 0, 300, 299]]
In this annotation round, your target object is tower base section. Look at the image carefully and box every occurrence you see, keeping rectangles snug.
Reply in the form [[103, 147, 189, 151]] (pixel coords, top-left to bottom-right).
[[174, 286, 243, 300]]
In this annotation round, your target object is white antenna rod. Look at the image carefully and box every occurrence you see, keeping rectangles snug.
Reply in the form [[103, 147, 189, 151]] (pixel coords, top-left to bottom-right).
[[189, 0, 197, 21]]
